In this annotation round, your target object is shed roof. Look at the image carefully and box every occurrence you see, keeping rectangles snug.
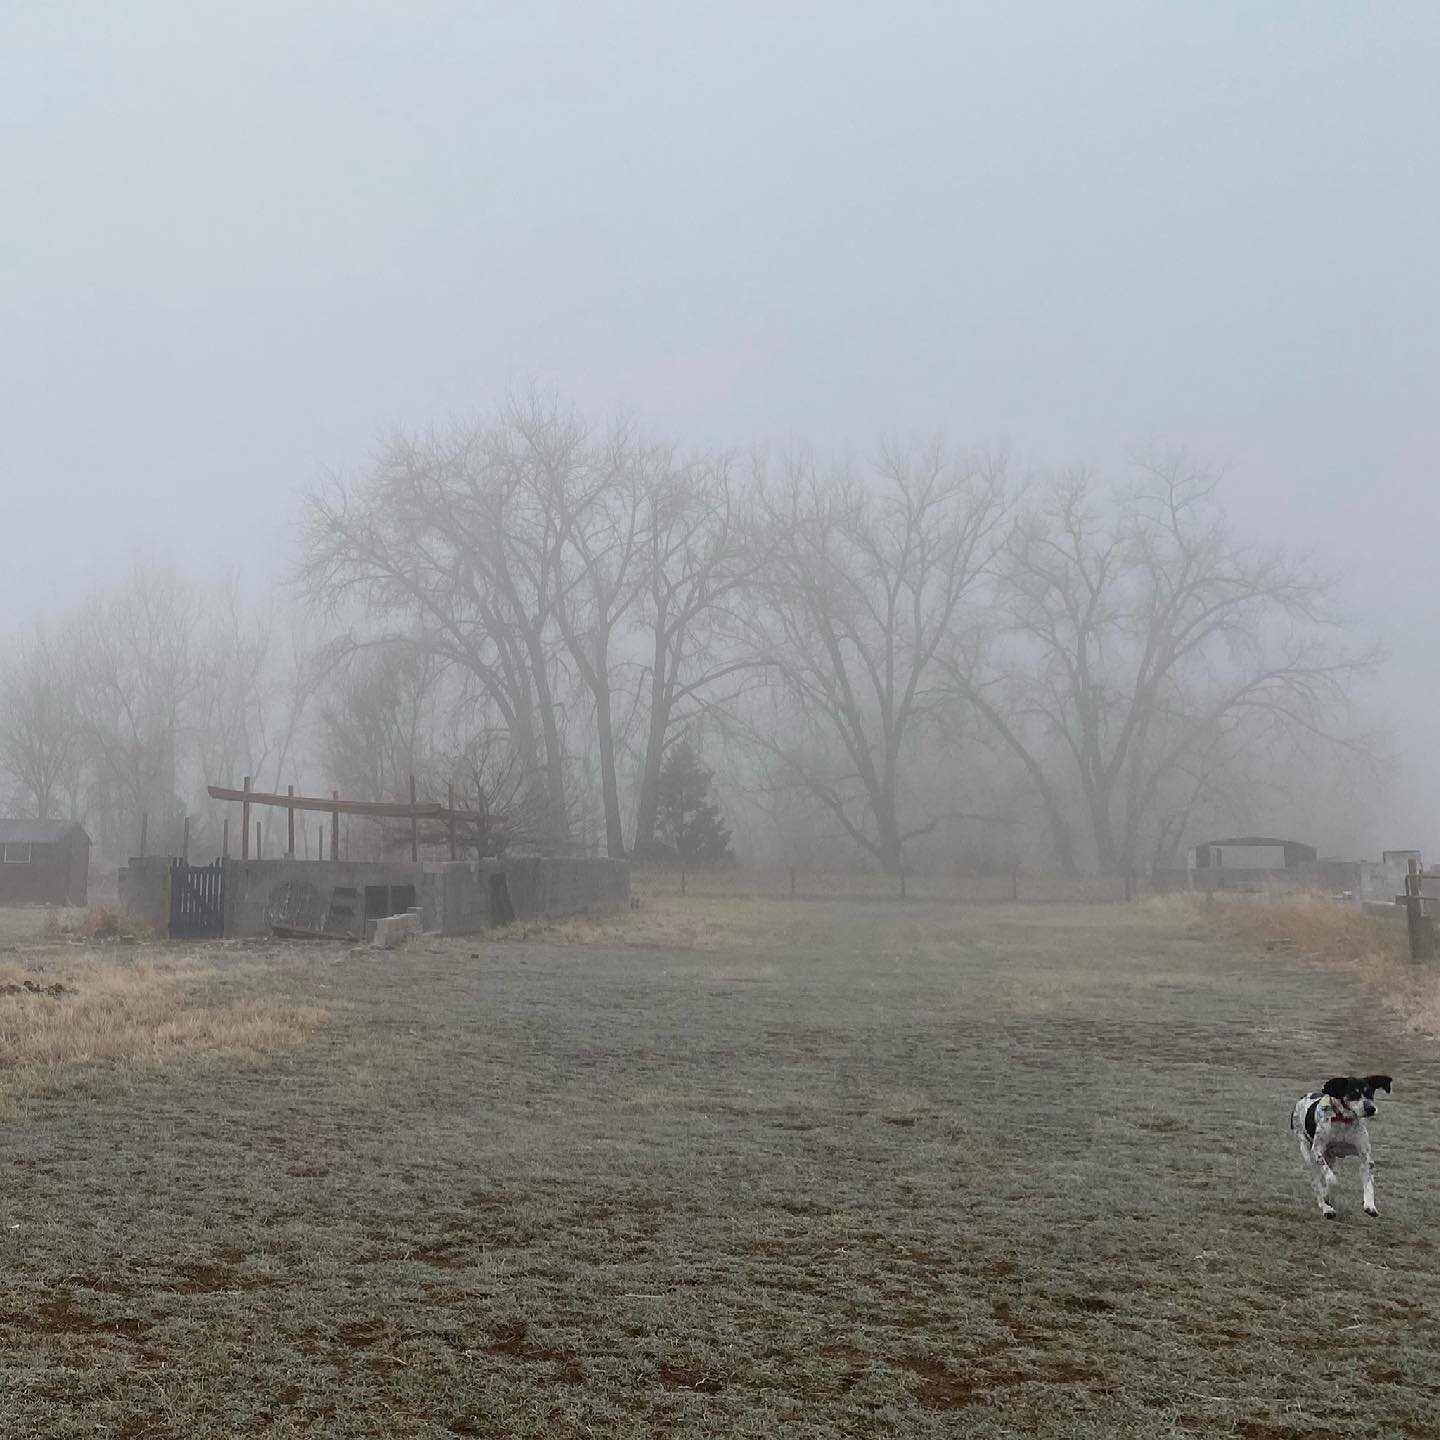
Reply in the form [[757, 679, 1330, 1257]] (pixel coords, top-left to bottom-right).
[[1195, 836, 1306, 849], [0, 819, 91, 845]]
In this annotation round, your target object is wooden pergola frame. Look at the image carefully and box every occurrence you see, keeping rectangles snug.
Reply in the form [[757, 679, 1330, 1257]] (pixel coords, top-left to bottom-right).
[[207, 777, 502, 862]]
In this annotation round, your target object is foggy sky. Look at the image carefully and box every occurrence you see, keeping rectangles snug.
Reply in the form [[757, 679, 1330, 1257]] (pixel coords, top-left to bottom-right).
[[3, 3, 1437, 852]]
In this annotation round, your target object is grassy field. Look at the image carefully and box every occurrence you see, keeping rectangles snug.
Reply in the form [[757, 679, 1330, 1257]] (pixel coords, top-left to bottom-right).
[[1, 886, 1438, 1437]]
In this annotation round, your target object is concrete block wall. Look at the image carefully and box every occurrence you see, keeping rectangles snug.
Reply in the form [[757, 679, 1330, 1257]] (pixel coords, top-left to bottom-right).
[[117, 856, 173, 932]]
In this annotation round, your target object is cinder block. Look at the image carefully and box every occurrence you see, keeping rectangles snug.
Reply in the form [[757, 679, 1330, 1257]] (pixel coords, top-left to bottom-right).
[[372, 911, 423, 949]]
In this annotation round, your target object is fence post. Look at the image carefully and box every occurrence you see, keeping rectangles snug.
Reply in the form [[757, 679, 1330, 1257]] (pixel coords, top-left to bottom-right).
[[410, 775, 419, 863], [789, 866, 796, 899], [139, 812, 148, 858], [222, 817, 229, 860], [1405, 860, 1433, 962], [182, 816, 190, 864], [331, 792, 340, 863], [287, 785, 296, 858], [448, 782, 457, 861], [241, 776, 251, 860], [256, 823, 262, 861]]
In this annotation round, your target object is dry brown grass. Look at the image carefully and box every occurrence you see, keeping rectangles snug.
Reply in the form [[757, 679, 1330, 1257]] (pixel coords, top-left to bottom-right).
[[1143, 890, 1440, 1036], [0, 922, 326, 1112]]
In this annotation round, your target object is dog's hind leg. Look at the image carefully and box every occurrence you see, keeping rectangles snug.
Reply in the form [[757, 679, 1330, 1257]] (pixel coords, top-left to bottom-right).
[[1302, 1139, 1337, 1218]]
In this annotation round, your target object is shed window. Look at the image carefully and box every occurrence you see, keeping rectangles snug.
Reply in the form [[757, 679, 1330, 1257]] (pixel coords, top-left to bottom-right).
[[2, 843, 33, 864]]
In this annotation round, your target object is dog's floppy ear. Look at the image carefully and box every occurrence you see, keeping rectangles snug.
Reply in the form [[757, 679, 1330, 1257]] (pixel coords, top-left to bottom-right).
[[1321, 1077, 1354, 1100], [1363, 1074, 1393, 1095]]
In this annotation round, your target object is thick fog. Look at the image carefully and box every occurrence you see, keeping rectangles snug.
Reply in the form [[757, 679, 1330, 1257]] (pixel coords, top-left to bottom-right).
[[2, 3, 1436, 859]]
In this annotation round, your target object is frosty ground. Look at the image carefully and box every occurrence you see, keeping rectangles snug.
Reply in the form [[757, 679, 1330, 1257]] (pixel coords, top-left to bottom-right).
[[0, 888, 1436, 1438]]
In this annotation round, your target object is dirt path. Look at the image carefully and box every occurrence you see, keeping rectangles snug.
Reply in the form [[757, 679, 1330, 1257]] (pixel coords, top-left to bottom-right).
[[0, 902, 1436, 1437]]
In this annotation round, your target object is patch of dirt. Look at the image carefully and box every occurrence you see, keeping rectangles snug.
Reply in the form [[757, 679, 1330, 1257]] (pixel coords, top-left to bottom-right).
[[901, 1355, 979, 1409]]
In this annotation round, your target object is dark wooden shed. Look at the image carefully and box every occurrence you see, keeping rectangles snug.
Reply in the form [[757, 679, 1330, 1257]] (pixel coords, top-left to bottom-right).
[[0, 819, 91, 906]]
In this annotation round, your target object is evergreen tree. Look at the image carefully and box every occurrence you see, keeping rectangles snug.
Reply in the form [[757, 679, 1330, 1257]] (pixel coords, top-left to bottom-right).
[[654, 741, 732, 866]]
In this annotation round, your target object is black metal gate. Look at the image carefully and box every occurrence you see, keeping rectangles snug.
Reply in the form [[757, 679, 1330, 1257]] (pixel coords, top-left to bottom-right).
[[170, 859, 225, 939]]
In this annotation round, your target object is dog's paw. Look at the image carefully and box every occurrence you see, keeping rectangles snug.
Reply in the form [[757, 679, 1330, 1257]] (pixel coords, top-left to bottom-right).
[[1364, 1205, 1379, 1218]]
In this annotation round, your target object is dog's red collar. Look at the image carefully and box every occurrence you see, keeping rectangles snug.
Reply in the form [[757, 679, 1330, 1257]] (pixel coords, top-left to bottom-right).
[[1326, 1103, 1357, 1125]]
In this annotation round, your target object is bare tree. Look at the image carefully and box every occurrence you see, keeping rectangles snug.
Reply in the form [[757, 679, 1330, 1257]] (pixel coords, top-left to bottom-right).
[[301, 397, 578, 842], [0, 629, 81, 819], [732, 445, 1009, 873], [628, 453, 758, 856], [971, 460, 1374, 875], [69, 564, 199, 855], [541, 416, 650, 858]]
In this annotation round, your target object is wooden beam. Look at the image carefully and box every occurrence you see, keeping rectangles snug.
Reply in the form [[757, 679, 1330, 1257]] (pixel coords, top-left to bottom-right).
[[241, 776, 251, 859], [206, 783, 501, 826]]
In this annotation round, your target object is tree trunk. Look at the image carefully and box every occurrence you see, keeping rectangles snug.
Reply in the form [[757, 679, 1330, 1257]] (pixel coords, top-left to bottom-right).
[[594, 682, 626, 858], [631, 630, 672, 855]]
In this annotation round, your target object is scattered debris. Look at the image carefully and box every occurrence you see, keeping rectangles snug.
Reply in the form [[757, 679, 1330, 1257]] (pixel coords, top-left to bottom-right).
[[0, 980, 72, 998], [270, 924, 357, 944]]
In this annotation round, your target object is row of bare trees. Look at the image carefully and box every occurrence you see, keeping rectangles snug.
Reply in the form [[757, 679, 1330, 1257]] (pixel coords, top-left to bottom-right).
[[294, 395, 1375, 876], [0, 569, 314, 858], [0, 393, 1373, 874]]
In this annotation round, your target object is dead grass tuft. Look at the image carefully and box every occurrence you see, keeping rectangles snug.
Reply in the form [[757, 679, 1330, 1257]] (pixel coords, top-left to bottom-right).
[[0, 932, 325, 1109]]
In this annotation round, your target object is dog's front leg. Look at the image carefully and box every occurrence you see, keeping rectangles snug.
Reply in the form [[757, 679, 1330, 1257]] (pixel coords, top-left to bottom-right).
[[1360, 1145, 1378, 1218]]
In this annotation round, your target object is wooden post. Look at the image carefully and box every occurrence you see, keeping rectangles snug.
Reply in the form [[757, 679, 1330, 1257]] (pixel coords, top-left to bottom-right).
[[409, 774, 419, 862], [256, 823, 262, 861], [448, 782, 457, 861], [222, 817, 230, 859], [181, 816, 190, 864], [789, 866, 796, 898], [139, 812, 148, 858], [241, 776, 251, 860], [318, 824, 324, 862], [680, 868, 686, 895], [1405, 860, 1432, 962], [331, 792, 340, 864], [287, 785, 296, 858]]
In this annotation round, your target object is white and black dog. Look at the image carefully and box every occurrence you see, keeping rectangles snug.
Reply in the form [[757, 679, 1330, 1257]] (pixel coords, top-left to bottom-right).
[[1291, 1074, 1393, 1219]]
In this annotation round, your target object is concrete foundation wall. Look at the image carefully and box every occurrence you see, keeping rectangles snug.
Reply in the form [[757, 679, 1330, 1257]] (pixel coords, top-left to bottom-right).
[[486, 857, 630, 921], [123, 852, 629, 939], [221, 859, 429, 939]]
